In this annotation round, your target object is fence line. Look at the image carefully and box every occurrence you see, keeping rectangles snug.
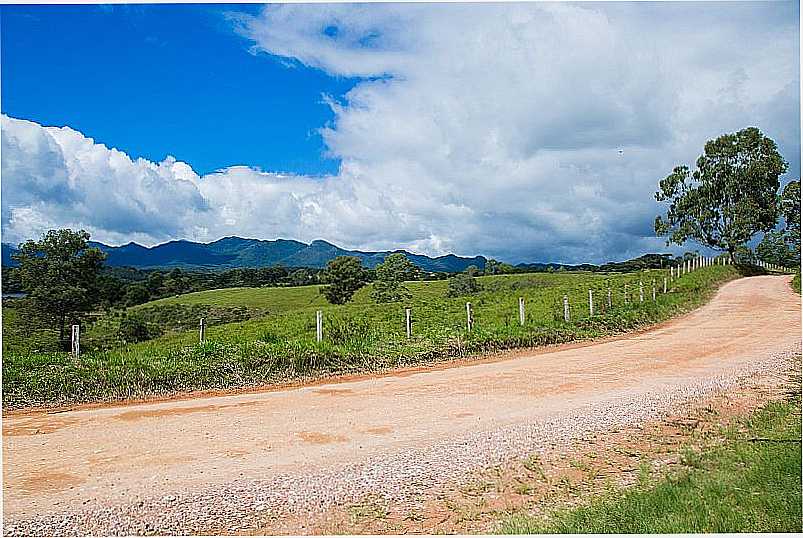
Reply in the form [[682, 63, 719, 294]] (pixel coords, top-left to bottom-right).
[[187, 263, 720, 345]]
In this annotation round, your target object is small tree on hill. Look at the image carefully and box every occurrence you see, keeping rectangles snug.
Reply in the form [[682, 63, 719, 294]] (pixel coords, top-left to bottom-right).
[[371, 253, 419, 303], [12, 229, 106, 349], [484, 259, 501, 275], [321, 256, 367, 304], [654, 127, 788, 261]]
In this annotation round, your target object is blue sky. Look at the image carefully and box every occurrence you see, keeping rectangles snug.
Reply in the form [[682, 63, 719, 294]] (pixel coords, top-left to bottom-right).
[[1, 4, 354, 176], [1, 3, 799, 263]]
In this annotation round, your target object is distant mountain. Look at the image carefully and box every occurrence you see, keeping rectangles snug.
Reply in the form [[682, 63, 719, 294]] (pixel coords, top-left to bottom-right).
[[1, 237, 488, 273], [1, 236, 676, 274]]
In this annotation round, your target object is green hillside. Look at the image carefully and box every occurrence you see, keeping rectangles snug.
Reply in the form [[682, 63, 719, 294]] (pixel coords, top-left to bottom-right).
[[3, 267, 742, 408]]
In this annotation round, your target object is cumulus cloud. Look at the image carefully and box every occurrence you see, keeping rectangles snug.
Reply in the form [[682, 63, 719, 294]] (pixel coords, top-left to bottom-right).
[[2, 3, 799, 263]]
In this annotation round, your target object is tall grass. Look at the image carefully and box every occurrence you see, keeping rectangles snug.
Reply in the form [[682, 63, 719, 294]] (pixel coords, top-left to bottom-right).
[[3, 266, 741, 408], [500, 392, 802, 533]]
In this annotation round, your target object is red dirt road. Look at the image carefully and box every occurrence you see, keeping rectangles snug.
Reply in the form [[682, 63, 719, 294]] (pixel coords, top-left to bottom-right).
[[3, 275, 800, 526]]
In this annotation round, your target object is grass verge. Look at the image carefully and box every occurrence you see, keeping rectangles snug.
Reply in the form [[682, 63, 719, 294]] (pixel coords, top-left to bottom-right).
[[500, 392, 802, 533]]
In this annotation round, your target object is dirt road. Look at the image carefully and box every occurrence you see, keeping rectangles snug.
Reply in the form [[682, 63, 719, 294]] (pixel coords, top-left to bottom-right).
[[3, 275, 800, 535]]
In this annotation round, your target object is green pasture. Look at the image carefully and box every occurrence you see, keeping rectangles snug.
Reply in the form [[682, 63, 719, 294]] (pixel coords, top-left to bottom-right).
[[3, 266, 745, 408]]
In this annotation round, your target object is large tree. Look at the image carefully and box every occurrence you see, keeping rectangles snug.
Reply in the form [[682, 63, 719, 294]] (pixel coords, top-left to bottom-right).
[[320, 256, 367, 305], [12, 229, 106, 349], [654, 127, 788, 261], [371, 253, 419, 303]]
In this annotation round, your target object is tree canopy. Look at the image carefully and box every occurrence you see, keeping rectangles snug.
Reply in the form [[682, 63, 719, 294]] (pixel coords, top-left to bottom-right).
[[780, 180, 800, 261], [371, 253, 419, 303], [12, 229, 106, 349], [320, 256, 367, 304], [756, 230, 797, 267], [654, 127, 788, 259]]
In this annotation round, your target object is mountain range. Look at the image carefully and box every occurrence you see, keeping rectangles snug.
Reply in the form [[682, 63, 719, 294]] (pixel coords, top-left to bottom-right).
[[1, 237, 489, 273]]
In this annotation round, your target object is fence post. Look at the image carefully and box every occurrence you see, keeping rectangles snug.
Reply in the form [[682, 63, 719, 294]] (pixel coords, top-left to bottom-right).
[[588, 289, 594, 317], [199, 318, 205, 343], [663, 277, 668, 293], [518, 297, 525, 326], [316, 310, 323, 342], [405, 308, 412, 338], [639, 281, 644, 303], [652, 280, 656, 301], [624, 284, 629, 304], [71, 324, 80, 357], [466, 302, 473, 332], [607, 287, 612, 309], [563, 295, 570, 322]]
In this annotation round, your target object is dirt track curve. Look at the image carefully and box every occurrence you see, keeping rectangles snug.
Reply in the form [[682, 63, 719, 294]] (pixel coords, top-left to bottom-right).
[[3, 275, 801, 535]]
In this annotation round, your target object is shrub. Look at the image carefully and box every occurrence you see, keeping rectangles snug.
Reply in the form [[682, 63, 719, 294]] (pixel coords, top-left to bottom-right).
[[447, 273, 480, 297], [118, 313, 162, 343]]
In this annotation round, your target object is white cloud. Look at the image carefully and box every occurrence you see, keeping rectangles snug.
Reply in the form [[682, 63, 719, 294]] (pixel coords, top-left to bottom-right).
[[2, 3, 799, 263]]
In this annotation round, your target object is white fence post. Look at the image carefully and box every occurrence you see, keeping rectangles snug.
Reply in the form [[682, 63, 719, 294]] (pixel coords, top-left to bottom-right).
[[624, 284, 629, 304], [607, 287, 612, 309], [405, 308, 412, 338], [199, 318, 205, 343], [316, 310, 323, 342], [466, 302, 473, 332], [71, 324, 80, 357], [563, 295, 570, 322], [663, 277, 668, 293], [588, 289, 594, 317], [639, 281, 644, 303], [518, 297, 525, 326], [652, 281, 656, 301]]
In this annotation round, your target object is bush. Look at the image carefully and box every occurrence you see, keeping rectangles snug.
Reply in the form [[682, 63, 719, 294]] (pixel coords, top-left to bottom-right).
[[447, 273, 480, 297], [118, 313, 162, 343]]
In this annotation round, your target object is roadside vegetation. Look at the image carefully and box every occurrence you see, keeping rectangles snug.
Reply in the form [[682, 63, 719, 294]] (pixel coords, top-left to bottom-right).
[[500, 392, 802, 533], [3, 263, 747, 408]]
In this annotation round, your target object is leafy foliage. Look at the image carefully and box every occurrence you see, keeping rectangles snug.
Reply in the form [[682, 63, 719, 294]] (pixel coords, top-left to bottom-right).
[[780, 180, 800, 262], [321, 256, 368, 304], [371, 253, 419, 303], [117, 312, 163, 344], [655, 127, 787, 258], [756, 231, 797, 267], [446, 273, 481, 297], [12, 229, 106, 349]]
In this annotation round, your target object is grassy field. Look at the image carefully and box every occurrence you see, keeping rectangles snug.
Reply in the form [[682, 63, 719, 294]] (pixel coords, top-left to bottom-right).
[[3, 265, 746, 408], [500, 393, 802, 533]]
